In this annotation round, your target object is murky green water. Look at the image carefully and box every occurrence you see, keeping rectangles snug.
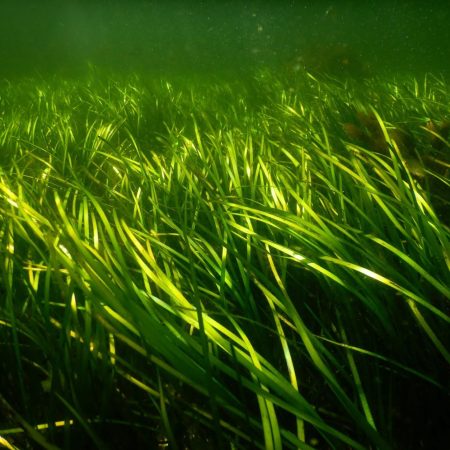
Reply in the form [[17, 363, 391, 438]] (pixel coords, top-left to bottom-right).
[[1, 0, 449, 79]]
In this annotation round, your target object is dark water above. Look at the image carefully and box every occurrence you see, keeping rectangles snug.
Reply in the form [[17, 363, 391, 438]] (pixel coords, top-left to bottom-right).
[[1, 0, 449, 79]]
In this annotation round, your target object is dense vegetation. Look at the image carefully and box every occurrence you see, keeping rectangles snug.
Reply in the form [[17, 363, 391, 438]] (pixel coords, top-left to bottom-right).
[[0, 68, 449, 449]]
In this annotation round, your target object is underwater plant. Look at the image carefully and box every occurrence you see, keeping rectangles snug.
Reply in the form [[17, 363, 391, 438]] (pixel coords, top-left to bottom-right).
[[425, 118, 450, 150], [0, 69, 448, 450], [342, 111, 422, 173]]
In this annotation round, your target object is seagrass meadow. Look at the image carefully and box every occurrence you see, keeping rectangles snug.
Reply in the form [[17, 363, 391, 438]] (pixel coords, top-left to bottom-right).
[[0, 68, 449, 449]]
